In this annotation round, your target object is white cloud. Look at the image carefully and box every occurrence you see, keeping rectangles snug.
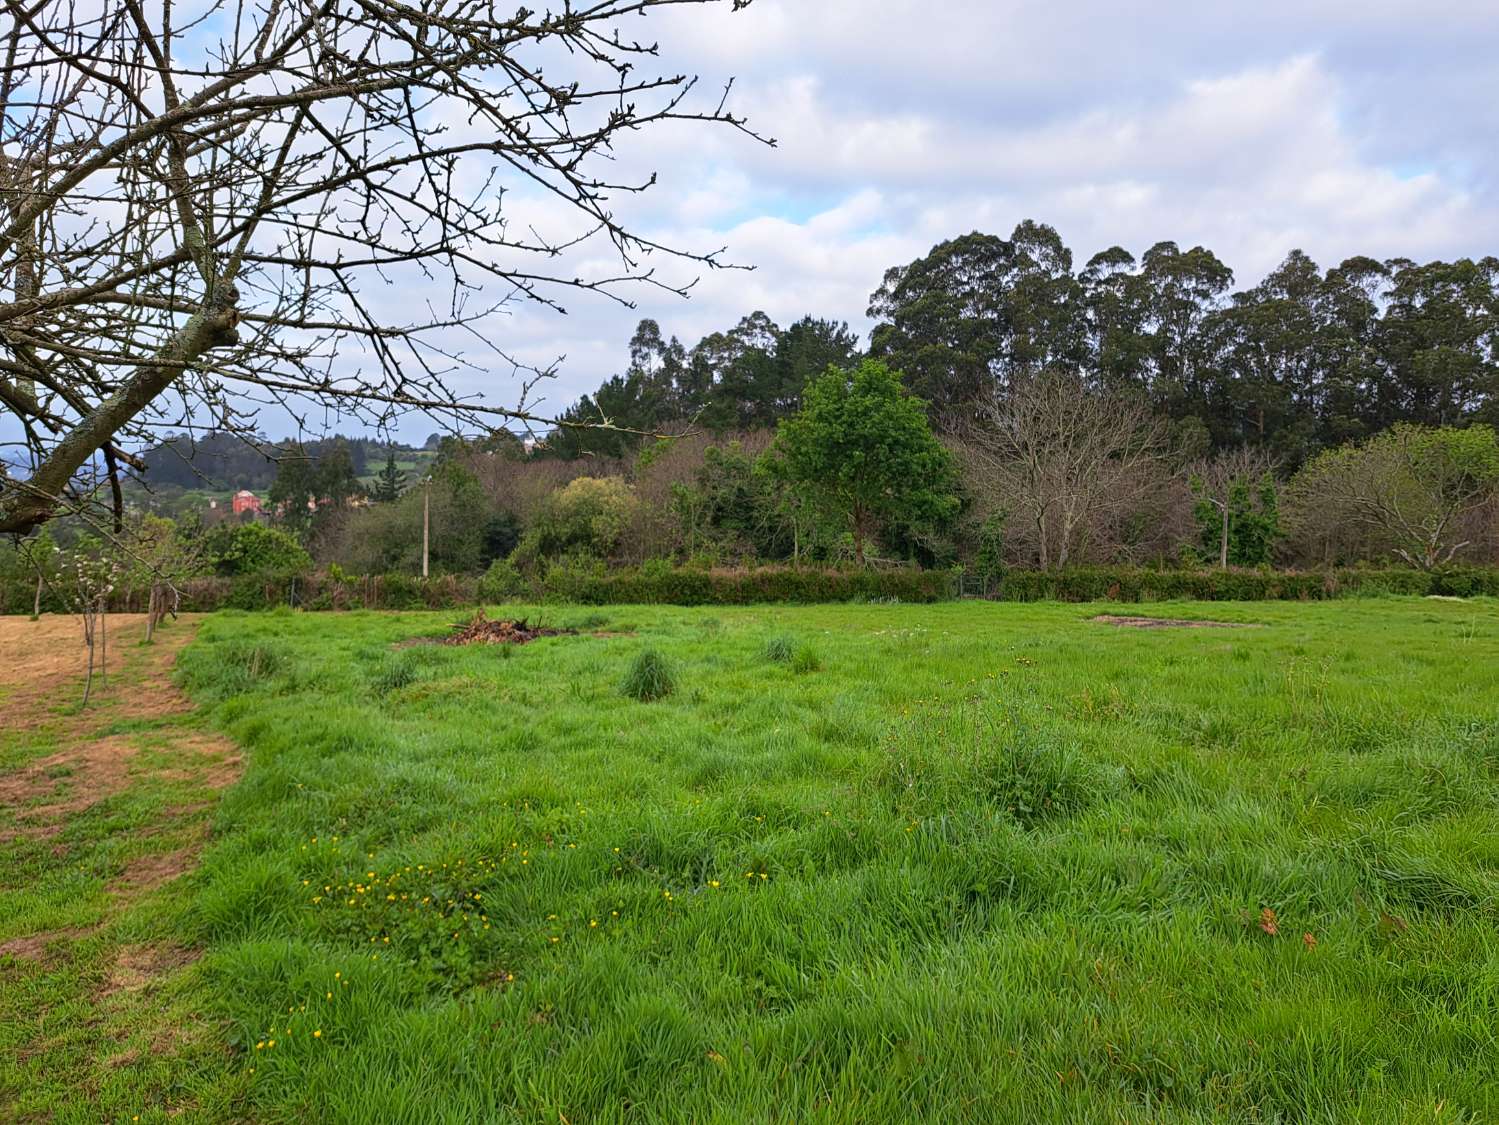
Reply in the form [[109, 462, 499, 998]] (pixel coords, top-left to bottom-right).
[[358, 1, 1499, 439]]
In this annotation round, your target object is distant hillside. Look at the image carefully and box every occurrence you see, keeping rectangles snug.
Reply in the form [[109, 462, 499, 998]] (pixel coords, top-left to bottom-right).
[[136, 433, 439, 493]]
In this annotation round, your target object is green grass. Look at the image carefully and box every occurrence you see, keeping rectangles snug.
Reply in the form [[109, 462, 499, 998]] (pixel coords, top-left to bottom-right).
[[16, 599, 1499, 1121]]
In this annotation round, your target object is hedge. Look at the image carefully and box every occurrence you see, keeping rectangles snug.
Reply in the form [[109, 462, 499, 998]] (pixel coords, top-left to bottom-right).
[[985, 566, 1496, 602], [3, 564, 1497, 614]]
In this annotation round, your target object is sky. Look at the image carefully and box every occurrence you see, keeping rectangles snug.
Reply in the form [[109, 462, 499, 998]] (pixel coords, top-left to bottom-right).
[[452, 0, 1498, 435], [8, 0, 1497, 460]]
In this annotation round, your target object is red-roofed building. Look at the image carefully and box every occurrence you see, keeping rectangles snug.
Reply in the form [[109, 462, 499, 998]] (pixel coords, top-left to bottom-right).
[[232, 489, 262, 516]]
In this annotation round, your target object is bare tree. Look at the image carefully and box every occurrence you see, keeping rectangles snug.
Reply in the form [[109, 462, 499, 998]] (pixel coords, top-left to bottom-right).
[[1189, 447, 1278, 568], [0, 0, 765, 535], [1284, 423, 1499, 569], [956, 372, 1177, 570]]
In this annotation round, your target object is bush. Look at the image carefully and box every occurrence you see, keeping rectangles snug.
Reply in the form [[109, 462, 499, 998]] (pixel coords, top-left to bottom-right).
[[516, 476, 637, 565], [8, 561, 1498, 616], [988, 565, 1499, 602], [621, 649, 676, 702], [208, 523, 311, 577], [477, 558, 527, 603]]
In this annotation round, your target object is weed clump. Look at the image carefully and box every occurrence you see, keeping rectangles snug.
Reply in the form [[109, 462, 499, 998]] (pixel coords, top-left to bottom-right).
[[874, 704, 1118, 828], [621, 649, 676, 702], [763, 635, 795, 663], [179, 637, 289, 700], [370, 655, 419, 694], [791, 645, 822, 674]]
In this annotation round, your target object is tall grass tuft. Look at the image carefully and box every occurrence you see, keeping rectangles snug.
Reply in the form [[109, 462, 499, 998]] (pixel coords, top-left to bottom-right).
[[763, 635, 795, 663], [621, 648, 676, 702], [791, 644, 822, 674]]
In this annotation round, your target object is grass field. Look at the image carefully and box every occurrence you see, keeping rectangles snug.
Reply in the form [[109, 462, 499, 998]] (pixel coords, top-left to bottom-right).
[[5, 598, 1499, 1122]]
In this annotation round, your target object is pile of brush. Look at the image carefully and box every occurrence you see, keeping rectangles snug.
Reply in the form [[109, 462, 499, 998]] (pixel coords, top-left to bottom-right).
[[441, 611, 571, 646]]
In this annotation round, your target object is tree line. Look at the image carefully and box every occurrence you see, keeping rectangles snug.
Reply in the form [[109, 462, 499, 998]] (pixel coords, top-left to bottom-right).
[[548, 220, 1499, 467], [12, 220, 1496, 591]]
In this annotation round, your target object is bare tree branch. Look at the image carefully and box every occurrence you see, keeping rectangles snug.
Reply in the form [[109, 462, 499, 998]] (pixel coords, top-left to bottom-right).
[[0, 0, 770, 533]]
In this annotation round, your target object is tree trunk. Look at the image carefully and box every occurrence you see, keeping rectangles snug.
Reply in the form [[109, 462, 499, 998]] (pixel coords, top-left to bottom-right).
[[80, 608, 95, 707], [1220, 501, 1230, 569]]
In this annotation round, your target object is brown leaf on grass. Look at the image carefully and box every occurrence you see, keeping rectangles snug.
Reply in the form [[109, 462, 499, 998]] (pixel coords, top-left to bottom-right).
[[1378, 912, 1409, 937], [1259, 908, 1279, 936], [1302, 932, 1318, 949]]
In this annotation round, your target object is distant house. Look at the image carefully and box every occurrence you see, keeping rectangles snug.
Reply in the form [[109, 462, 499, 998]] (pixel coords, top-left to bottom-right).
[[232, 489, 263, 516]]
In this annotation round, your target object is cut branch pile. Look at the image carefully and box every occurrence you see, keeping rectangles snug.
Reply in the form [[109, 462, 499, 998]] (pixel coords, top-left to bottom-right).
[[441, 612, 572, 647]]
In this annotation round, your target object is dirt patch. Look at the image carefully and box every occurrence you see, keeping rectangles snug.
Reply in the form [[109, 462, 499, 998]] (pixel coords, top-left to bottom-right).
[[441, 611, 574, 647], [0, 927, 90, 962], [0, 822, 63, 844], [0, 614, 200, 725], [1, 614, 241, 982], [0, 736, 139, 822], [1093, 615, 1255, 629], [100, 944, 199, 996], [117, 845, 201, 892], [151, 732, 243, 790]]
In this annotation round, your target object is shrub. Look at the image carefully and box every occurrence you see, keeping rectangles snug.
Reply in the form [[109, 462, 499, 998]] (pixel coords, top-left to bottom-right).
[[477, 558, 527, 603], [208, 523, 311, 577], [518, 476, 638, 564], [621, 649, 675, 702]]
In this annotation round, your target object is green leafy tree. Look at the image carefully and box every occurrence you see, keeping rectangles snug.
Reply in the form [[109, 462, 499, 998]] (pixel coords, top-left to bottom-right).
[[770, 360, 958, 565], [207, 523, 311, 576], [267, 454, 319, 531], [268, 441, 363, 533], [1190, 449, 1281, 567], [513, 476, 638, 565], [868, 230, 1031, 415], [1378, 257, 1499, 428]]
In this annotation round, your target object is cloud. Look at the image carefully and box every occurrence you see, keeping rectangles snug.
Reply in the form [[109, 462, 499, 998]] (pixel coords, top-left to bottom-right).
[[279, 1, 1499, 440]]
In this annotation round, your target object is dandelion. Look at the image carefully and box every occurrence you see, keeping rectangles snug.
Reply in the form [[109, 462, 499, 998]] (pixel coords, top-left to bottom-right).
[[313, 1029, 322, 1038]]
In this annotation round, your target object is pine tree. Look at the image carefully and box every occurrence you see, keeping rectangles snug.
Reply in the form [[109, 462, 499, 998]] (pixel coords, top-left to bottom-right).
[[372, 450, 407, 503]]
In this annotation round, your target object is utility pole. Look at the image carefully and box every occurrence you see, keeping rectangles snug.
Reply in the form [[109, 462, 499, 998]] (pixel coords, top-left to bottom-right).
[[422, 478, 430, 579]]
